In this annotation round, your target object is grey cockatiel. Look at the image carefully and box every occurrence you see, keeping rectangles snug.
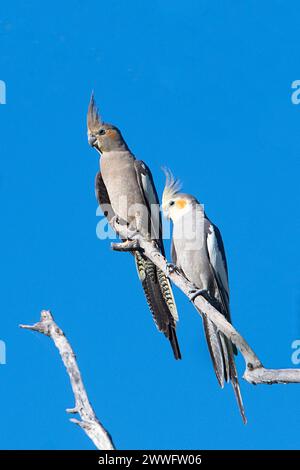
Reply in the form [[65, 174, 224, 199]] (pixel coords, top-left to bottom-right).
[[87, 95, 181, 360], [162, 170, 246, 423]]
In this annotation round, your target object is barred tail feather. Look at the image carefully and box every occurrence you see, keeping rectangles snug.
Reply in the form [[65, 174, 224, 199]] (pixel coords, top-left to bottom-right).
[[134, 252, 181, 360]]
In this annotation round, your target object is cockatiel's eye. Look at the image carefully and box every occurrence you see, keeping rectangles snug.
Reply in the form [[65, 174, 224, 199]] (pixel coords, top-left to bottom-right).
[[98, 129, 106, 135], [169, 201, 175, 207]]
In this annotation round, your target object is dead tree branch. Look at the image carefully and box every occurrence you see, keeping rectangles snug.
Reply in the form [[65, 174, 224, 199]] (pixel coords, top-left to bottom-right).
[[112, 222, 300, 385], [20, 310, 115, 450]]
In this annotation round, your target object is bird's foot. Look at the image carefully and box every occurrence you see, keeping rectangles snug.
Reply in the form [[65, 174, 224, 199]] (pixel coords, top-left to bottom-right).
[[111, 239, 141, 252], [165, 262, 178, 277], [188, 289, 207, 302], [111, 216, 130, 233]]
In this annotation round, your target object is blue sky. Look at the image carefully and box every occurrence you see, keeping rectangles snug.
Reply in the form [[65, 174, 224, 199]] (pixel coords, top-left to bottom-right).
[[1, 0, 300, 450]]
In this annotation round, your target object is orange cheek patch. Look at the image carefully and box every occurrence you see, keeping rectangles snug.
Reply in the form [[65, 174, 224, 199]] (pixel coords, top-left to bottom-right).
[[106, 129, 117, 139], [175, 199, 187, 209]]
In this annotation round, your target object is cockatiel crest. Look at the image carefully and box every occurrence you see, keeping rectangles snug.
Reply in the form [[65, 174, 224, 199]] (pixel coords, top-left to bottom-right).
[[87, 92, 102, 133], [162, 168, 198, 221], [87, 93, 128, 153], [162, 168, 181, 205], [162, 168, 182, 211]]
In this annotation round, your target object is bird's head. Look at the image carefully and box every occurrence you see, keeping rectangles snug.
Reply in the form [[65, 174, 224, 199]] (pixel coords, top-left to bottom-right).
[[162, 168, 197, 221], [87, 93, 128, 153]]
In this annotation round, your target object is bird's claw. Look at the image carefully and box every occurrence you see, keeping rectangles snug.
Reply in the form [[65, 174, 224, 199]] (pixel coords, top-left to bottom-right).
[[188, 289, 206, 302], [165, 263, 178, 277]]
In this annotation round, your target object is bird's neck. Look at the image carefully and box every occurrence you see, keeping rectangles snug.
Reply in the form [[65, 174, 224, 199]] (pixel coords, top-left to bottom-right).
[[101, 149, 135, 160]]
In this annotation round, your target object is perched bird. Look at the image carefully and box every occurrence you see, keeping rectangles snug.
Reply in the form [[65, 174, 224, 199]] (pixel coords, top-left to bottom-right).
[[162, 170, 246, 423], [87, 95, 181, 360]]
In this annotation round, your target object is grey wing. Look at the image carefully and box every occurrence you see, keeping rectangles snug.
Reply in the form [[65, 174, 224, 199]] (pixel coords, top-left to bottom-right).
[[206, 219, 230, 320], [95, 171, 116, 225], [171, 239, 177, 266], [134, 160, 163, 250]]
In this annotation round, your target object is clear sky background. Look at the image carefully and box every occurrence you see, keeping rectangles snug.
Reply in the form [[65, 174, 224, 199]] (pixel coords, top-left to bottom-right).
[[1, 0, 300, 450]]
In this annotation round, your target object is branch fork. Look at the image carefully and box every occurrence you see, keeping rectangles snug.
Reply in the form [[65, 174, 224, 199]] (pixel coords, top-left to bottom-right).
[[20, 310, 115, 450]]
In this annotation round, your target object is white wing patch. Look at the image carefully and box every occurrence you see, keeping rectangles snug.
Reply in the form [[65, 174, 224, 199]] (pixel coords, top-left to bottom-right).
[[207, 224, 229, 296]]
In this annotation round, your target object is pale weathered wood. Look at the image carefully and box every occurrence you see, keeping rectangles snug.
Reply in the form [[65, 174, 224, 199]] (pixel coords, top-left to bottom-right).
[[20, 310, 115, 450]]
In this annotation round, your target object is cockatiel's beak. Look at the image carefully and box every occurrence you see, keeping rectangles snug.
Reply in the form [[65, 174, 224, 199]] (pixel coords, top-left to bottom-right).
[[88, 134, 97, 147], [87, 92, 102, 146], [161, 204, 170, 219]]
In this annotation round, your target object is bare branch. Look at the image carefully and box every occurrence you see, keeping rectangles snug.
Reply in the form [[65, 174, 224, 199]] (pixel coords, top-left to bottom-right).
[[20, 310, 115, 450], [111, 222, 300, 385]]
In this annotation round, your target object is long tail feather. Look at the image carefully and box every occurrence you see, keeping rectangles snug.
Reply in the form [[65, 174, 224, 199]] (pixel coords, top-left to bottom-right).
[[228, 343, 247, 424], [197, 303, 246, 423], [135, 252, 181, 360], [168, 324, 182, 360], [202, 315, 225, 388]]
